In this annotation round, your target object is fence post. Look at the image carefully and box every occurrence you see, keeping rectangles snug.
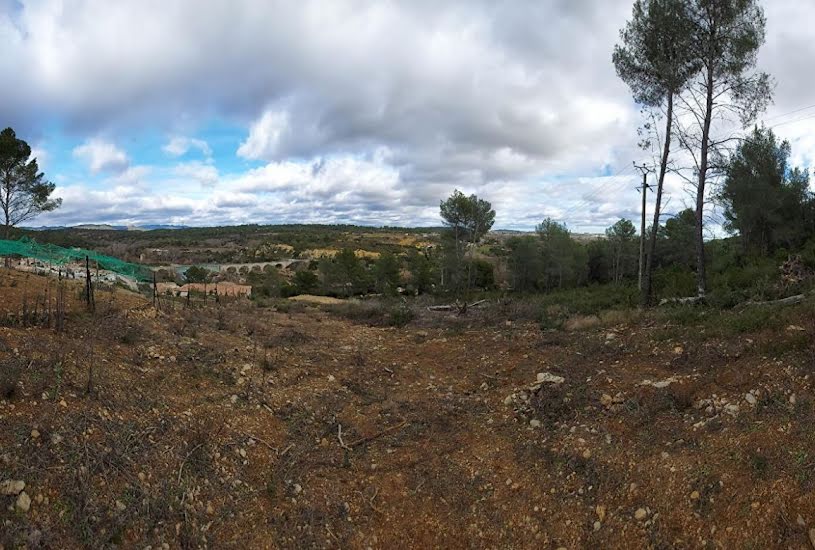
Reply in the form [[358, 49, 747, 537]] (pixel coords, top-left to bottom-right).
[[152, 272, 158, 309], [85, 255, 95, 312]]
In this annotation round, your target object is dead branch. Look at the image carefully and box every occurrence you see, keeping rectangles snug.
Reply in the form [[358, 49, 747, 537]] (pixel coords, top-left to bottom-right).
[[736, 294, 805, 310], [658, 296, 705, 306], [427, 299, 487, 312], [349, 419, 408, 448], [337, 424, 352, 451]]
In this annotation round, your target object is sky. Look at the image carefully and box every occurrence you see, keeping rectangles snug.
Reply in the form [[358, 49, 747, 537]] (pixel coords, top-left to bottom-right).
[[1, 0, 813, 232]]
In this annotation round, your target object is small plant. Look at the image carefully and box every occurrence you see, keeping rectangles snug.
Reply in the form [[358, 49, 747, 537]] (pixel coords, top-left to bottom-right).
[[0, 360, 22, 399], [388, 303, 414, 327]]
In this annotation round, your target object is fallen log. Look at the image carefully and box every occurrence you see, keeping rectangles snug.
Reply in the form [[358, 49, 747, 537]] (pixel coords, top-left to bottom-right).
[[736, 294, 805, 310], [427, 299, 487, 312], [658, 296, 705, 306]]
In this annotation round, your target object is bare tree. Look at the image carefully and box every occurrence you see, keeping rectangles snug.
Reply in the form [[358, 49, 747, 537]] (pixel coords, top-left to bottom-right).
[[674, 0, 771, 297], [614, 0, 698, 306]]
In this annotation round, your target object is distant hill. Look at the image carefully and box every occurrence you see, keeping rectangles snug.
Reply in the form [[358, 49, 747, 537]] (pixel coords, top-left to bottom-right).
[[25, 224, 188, 231]]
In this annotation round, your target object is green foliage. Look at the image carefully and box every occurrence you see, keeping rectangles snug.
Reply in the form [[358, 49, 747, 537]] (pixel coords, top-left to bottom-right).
[[613, 0, 698, 107], [292, 270, 319, 294], [507, 236, 543, 291], [388, 303, 415, 327], [439, 190, 496, 292], [320, 248, 370, 297], [605, 218, 638, 283], [247, 269, 284, 299], [468, 259, 495, 290], [0, 127, 62, 237], [373, 252, 401, 295], [655, 209, 696, 269], [720, 127, 812, 255], [537, 219, 588, 290], [406, 249, 434, 294], [184, 265, 211, 284], [439, 190, 496, 245]]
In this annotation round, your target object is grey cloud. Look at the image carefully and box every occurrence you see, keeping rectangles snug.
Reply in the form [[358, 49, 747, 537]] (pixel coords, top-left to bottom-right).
[[5, 0, 814, 230]]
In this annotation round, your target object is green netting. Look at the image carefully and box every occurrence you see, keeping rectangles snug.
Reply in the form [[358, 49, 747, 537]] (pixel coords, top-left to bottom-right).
[[0, 237, 153, 282]]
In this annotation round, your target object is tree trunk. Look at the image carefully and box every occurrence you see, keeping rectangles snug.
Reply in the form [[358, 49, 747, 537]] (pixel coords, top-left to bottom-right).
[[695, 66, 715, 298], [642, 93, 674, 307]]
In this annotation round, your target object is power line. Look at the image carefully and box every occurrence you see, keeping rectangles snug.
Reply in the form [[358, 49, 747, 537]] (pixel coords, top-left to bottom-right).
[[761, 103, 815, 124], [559, 163, 637, 222], [768, 112, 815, 130]]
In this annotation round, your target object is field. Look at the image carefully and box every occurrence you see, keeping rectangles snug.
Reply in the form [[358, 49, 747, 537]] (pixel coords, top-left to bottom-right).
[[3, 268, 815, 548]]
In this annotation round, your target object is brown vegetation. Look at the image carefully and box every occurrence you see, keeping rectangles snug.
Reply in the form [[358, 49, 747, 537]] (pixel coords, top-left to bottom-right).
[[2, 269, 815, 548]]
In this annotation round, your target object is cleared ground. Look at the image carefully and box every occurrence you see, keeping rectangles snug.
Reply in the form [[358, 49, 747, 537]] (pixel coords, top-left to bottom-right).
[[2, 269, 815, 548]]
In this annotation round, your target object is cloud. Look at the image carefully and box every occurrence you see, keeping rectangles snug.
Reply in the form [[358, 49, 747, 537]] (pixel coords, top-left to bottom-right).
[[163, 136, 212, 157], [237, 110, 289, 160], [72, 139, 129, 174], [173, 160, 218, 186], [4, 0, 815, 229]]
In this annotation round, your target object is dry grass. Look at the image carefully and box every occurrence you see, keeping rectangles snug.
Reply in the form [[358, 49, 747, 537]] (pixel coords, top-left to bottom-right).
[[2, 270, 815, 548]]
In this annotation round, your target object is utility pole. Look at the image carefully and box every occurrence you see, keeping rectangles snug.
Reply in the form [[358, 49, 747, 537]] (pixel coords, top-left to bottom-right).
[[634, 163, 653, 291]]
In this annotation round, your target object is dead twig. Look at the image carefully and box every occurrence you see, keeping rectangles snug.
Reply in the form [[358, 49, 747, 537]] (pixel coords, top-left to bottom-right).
[[337, 424, 352, 451], [240, 430, 277, 452], [349, 419, 408, 448], [177, 443, 205, 484]]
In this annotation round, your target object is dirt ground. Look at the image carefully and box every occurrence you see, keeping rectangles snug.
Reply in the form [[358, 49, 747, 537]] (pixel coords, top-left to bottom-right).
[[2, 269, 815, 549]]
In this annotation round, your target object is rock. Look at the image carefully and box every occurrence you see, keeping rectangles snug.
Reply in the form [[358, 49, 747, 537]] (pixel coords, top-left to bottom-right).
[[115, 500, 127, 512], [673, 346, 684, 355], [790, 394, 797, 405], [796, 514, 805, 527], [529, 419, 541, 428], [745, 393, 757, 406], [690, 491, 700, 500], [16, 491, 31, 513], [229, 394, 239, 404], [593, 521, 601, 531], [50, 433, 63, 445], [0, 480, 25, 496], [536, 372, 564, 385], [30, 429, 40, 439], [503, 395, 514, 406], [634, 508, 648, 521], [327, 375, 336, 382], [582, 449, 592, 459], [600, 394, 613, 407], [595, 505, 606, 522], [606, 333, 617, 341]]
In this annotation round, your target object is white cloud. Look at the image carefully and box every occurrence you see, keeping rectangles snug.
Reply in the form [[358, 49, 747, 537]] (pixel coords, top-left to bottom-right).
[[72, 139, 129, 174], [163, 136, 212, 157], [237, 110, 289, 160], [173, 161, 218, 187], [5, 0, 814, 229]]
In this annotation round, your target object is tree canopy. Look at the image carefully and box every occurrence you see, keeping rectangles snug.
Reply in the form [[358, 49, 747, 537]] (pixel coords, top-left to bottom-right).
[[0, 127, 61, 237], [720, 127, 812, 255]]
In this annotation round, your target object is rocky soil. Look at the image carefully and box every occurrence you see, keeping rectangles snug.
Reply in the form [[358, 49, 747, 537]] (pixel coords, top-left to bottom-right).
[[3, 268, 815, 548]]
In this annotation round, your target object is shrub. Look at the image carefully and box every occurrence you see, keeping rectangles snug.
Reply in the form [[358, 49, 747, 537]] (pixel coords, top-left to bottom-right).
[[388, 303, 414, 327]]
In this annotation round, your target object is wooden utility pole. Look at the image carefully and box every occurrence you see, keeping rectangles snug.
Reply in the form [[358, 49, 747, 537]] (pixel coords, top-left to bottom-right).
[[634, 163, 653, 291]]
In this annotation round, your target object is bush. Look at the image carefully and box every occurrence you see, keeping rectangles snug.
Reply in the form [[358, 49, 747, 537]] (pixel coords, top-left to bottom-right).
[[388, 303, 414, 327]]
